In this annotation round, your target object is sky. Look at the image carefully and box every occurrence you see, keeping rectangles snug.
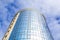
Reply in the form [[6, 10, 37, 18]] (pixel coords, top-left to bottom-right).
[[0, 0, 60, 40]]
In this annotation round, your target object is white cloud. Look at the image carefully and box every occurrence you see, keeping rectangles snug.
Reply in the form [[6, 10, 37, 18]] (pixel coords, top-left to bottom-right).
[[0, 29, 4, 40]]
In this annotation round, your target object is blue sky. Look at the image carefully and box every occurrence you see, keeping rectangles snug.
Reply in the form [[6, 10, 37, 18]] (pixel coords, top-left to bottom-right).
[[0, 0, 60, 40]]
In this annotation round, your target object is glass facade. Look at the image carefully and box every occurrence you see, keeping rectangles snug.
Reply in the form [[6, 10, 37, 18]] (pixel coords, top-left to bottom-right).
[[9, 9, 53, 40]]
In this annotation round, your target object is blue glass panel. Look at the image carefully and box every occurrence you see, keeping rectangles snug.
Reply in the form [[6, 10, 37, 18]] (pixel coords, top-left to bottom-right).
[[9, 9, 53, 40]]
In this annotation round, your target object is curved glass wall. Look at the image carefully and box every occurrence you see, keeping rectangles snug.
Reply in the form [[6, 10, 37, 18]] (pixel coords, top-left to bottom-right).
[[9, 9, 53, 40]]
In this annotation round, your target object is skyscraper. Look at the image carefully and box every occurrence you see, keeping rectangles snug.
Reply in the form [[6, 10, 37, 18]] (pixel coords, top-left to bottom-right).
[[3, 9, 53, 40]]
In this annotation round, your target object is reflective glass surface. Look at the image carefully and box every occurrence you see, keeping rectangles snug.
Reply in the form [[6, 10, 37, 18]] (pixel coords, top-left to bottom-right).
[[9, 9, 53, 40]]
